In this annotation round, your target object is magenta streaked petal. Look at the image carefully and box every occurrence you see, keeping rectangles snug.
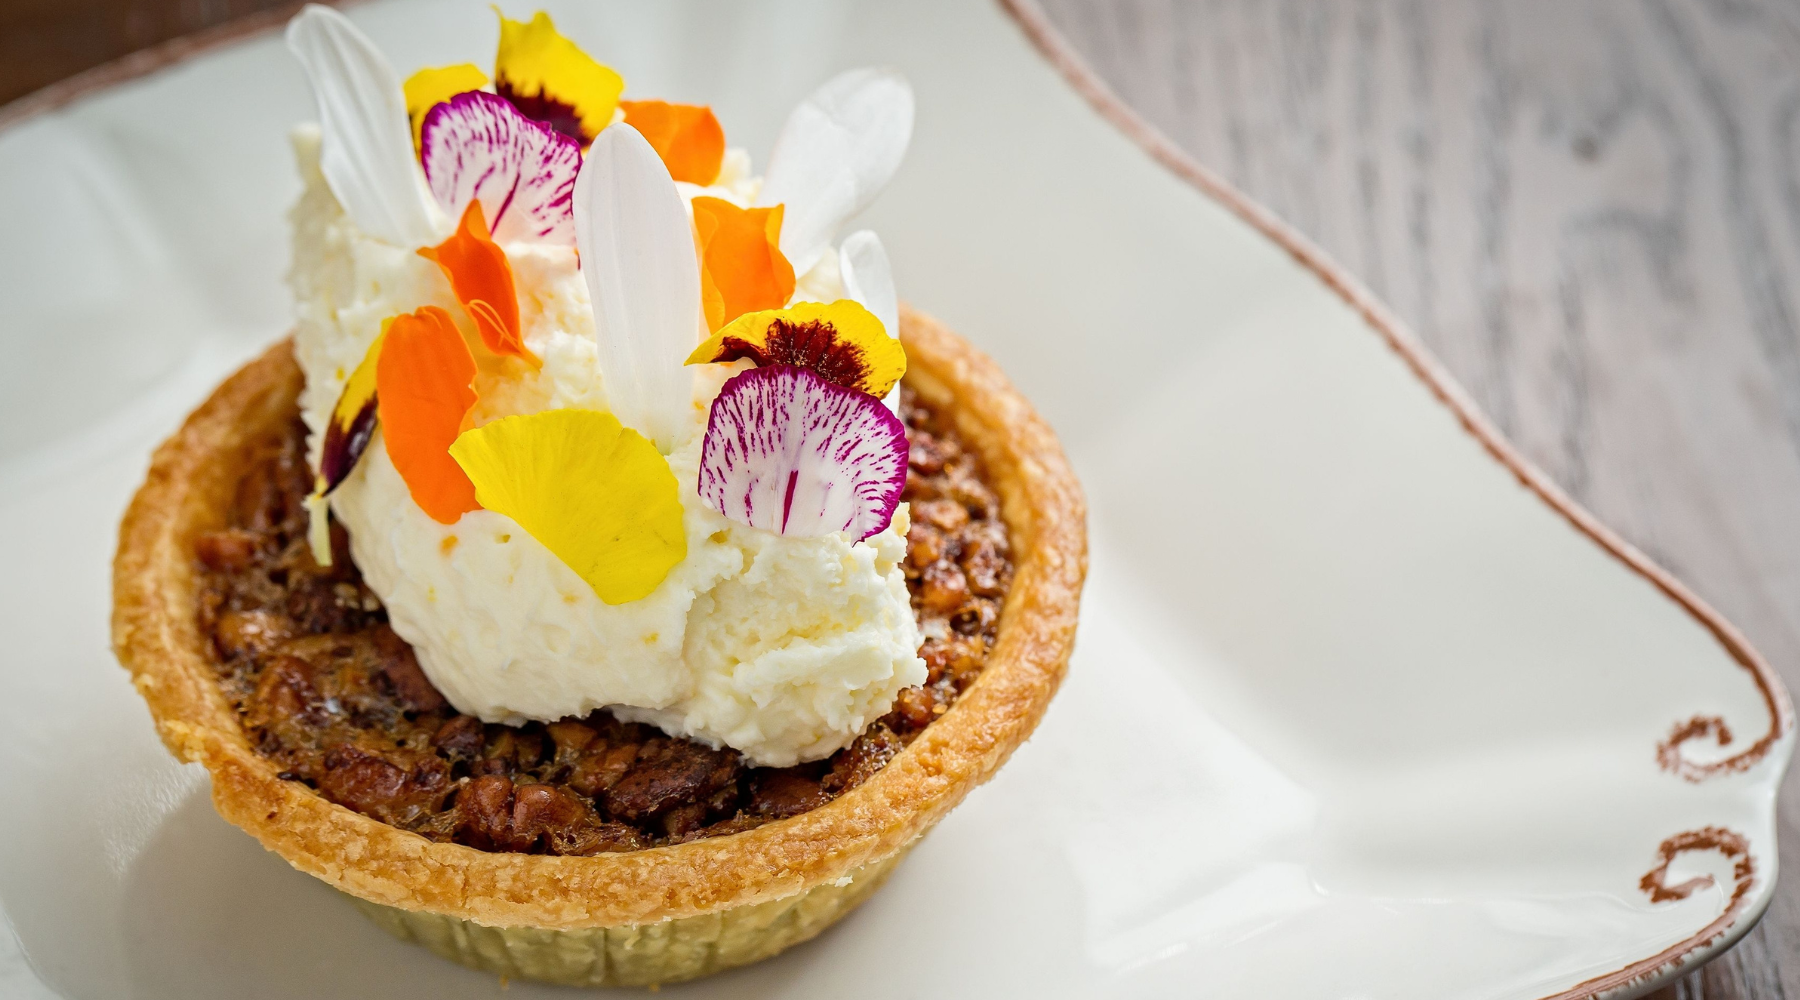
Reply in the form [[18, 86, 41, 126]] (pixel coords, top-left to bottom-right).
[[699, 364, 908, 541], [420, 90, 581, 244]]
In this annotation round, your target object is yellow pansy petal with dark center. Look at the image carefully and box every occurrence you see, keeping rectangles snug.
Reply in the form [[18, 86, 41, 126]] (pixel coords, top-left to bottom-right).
[[685, 299, 905, 398], [449, 409, 686, 605], [494, 11, 623, 146]]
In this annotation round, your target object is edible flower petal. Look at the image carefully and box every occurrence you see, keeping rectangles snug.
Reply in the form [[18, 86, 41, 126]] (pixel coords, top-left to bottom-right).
[[757, 68, 914, 273], [837, 229, 901, 412], [318, 329, 386, 492], [449, 409, 687, 604], [619, 100, 725, 185], [572, 124, 703, 452], [686, 300, 904, 399], [305, 329, 388, 567], [377, 306, 481, 523], [421, 90, 582, 244], [286, 5, 441, 246], [305, 492, 334, 567], [837, 230, 899, 339], [494, 10, 623, 146], [418, 200, 538, 365], [402, 63, 488, 152], [692, 196, 795, 333], [699, 365, 908, 541]]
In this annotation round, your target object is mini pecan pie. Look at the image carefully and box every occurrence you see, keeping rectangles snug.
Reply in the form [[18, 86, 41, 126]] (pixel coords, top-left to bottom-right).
[[113, 9, 1084, 986], [114, 309, 1085, 986]]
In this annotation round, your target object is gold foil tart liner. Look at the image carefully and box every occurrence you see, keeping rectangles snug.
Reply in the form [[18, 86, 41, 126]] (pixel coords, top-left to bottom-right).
[[351, 850, 906, 987]]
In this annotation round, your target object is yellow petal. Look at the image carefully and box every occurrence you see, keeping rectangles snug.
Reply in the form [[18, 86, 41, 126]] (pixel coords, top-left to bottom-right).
[[332, 329, 383, 427], [449, 409, 686, 604], [494, 10, 623, 145], [319, 328, 386, 492], [403, 63, 489, 153], [305, 491, 334, 568], [685, 299, 906, 398]]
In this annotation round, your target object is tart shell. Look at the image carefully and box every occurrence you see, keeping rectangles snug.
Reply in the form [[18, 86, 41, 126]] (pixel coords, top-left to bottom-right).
[[112, 307, 1087, 985]]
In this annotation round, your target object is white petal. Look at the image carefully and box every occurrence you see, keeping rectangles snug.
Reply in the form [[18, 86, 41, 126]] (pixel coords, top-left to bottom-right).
[[838, 230, 902, 414], [286, 5, 440, 246], [574, 125, 703, 452], [757, 68, 914, 274], [839, 230, 898, 338]]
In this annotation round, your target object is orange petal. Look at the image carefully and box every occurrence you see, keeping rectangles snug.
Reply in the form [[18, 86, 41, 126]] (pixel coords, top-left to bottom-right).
[[377, 306, 481, 524], [418, 200, 540, 367], [619, 100, 724, 186], [692, 196, 795, 332]]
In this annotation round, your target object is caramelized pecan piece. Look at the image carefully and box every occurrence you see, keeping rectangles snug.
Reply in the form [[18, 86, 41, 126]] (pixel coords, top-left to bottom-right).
[[431, 715, 486, 760], [195, 528, 262, 572], [823, 725, 900, 795], [749, 770, 829, 819], [604, 740, 740, 822], [318, 743, 449, 825], [372, 628, 446, 713], [213, 609, 295, 661], [454, 774, 516, 850]]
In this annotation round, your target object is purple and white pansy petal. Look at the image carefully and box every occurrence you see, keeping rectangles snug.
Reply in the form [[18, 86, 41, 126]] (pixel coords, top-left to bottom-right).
[[757, 68, 915, 275], [837, 229, 901, 413], [421, 91, 583, 244], [699, 364, 909, 541], [286, 5, 441, 247]]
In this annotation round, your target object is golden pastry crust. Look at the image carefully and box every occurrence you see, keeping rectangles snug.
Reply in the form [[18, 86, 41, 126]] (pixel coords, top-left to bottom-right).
[[112, 306, 1087, 931]]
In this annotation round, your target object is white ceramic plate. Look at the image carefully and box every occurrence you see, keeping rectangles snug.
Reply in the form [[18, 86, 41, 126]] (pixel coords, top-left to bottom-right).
[[0, 1, 1789, 997]]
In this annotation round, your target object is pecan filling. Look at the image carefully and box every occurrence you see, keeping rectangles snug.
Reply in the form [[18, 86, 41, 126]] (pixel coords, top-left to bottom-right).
[[195, 386, 1011, 853]]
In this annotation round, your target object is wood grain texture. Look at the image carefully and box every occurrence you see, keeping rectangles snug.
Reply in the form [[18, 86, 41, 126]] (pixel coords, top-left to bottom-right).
[[0, 0, 295, 107], [1032, 1, 1800, 997]]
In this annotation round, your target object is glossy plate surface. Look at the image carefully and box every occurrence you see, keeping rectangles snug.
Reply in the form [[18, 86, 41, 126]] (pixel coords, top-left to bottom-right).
[[0, 1, 1787, 997]]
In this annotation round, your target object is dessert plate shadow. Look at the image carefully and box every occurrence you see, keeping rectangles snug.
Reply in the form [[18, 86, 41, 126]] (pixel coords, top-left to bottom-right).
[[0, 0, 1787, 997]]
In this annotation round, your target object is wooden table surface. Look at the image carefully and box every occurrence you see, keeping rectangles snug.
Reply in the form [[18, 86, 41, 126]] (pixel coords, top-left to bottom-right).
[[1028, 3, 1800, 997], [3, 0, 1797, 996]]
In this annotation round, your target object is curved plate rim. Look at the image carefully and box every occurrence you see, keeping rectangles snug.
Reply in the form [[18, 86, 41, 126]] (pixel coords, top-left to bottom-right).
[[994, 0, 1795, 996]]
